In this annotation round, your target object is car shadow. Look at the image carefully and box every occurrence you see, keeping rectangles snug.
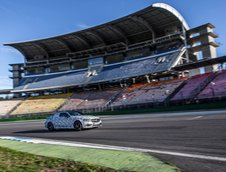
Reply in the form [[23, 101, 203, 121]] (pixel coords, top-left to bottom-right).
[[13, 128, 94, 134]]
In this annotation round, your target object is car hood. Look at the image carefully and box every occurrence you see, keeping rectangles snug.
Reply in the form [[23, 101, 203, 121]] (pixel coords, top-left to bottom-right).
[[74, 115, 100, 120]]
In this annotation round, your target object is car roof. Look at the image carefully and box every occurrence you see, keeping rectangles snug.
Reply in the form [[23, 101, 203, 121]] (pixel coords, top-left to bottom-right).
[[57, 111, 82, 114], [58, 111, 80, 113]]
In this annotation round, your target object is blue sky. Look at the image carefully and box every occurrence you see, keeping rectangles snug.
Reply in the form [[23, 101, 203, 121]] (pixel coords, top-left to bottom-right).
[[0, 0, 226, 89]]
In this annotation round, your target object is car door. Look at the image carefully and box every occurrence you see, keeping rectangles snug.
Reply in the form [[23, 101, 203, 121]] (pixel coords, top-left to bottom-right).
[[59, 112, 71, 128], [52, 113, 61, 129]]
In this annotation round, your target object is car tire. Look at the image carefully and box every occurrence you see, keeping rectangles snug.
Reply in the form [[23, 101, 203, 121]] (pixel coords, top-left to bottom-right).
[[47, 122, 55, 131], [74, 121, 82, 131]]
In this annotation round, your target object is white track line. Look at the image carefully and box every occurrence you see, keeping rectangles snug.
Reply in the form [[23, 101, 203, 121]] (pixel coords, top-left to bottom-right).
[[0, 136, 226, 162], [189, 116, 203, 120]]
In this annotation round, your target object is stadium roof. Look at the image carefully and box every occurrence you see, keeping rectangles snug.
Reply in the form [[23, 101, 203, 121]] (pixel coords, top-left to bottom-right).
[[4, 3, 189, 61]]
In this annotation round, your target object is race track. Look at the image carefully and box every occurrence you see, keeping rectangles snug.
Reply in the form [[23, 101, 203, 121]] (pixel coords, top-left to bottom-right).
[[0, 110, 226, 172]]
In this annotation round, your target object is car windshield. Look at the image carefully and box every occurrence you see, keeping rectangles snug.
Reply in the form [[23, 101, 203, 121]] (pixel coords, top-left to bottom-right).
[[68, 111, 83, 116]]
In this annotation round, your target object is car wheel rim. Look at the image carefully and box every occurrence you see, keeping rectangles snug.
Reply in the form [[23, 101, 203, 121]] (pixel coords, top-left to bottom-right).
[[48, 124, 53, 130], [75, 122, 81, 130]]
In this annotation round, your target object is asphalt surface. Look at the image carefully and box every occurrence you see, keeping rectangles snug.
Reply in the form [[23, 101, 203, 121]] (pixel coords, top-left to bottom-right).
[[0, 110, 226, 172]]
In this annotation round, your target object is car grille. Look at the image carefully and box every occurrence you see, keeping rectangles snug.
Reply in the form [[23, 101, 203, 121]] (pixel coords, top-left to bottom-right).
[[91, 119, 100, 122]]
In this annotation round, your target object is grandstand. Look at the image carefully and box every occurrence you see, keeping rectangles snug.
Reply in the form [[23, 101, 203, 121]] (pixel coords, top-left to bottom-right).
[[171, 73, 215, 101], [1, 3, 226, 117], [60, 90, 121, 112], [11, 49, 185, 92], [111, 79, 184, 107], [0, 100, 22, 116], [197, 70, 226, 99], [10, 93, 71, 116]]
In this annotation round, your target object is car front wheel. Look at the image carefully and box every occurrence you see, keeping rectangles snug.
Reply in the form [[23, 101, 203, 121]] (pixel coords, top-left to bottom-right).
[[47, 122, 55, 131], [74, 121, 82, 131]]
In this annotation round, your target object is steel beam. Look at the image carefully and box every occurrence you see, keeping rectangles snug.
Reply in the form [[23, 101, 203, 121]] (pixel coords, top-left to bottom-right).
[[130, 16, 156, 40]]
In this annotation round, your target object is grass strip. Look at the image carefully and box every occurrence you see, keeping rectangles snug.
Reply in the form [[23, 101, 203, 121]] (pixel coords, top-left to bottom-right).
[[0, 116, 47, 122], [0, 140, 179, 172], [0, 145, 117, 172]]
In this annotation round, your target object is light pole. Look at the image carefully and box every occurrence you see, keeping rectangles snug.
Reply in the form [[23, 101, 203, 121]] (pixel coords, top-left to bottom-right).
[[164, 89, 170, 106], [210, 82, 215, 97]]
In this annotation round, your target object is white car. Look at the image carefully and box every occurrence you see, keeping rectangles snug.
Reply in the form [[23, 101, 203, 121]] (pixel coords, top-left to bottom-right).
[[44, 111, 102, 131]]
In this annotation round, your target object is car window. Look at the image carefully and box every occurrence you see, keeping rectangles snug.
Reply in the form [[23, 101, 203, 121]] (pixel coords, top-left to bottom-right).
[[68, 111, 82, 116], [59, 113, 70, 118], [53, 113, 60, 118]]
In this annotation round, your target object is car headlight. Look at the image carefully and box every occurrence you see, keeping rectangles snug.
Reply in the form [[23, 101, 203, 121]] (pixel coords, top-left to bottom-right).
[[83, 119, 91, 122]]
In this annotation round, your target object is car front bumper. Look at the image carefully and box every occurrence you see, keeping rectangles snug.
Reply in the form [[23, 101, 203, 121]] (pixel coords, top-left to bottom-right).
[[83, 120, 102, 128]]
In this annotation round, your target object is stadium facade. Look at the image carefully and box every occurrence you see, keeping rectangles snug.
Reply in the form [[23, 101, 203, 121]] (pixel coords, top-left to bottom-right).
[[1, 3, 226, 116]]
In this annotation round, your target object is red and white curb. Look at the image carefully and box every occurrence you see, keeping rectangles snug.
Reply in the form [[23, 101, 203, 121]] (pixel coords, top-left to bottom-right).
[[1, 136, 226, 162]]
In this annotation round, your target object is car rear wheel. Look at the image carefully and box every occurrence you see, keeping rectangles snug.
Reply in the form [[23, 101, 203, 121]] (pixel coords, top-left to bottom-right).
[[47, 122, 55, 131], [74, 121, 82, 131]]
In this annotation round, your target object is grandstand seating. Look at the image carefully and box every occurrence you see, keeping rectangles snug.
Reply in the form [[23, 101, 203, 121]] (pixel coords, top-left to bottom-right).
[[60, 90, 120, 111], [14, 70, 87, 91], [2, 71, 226, 116], [171, 73, 212, 101], [10, 93, 71, 115], [90, 50, 182, 83], [111, 79, 183, 107], [0, 100, 22, 116], [197, 70, 226, 99], [13, 49, 182, 92]]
